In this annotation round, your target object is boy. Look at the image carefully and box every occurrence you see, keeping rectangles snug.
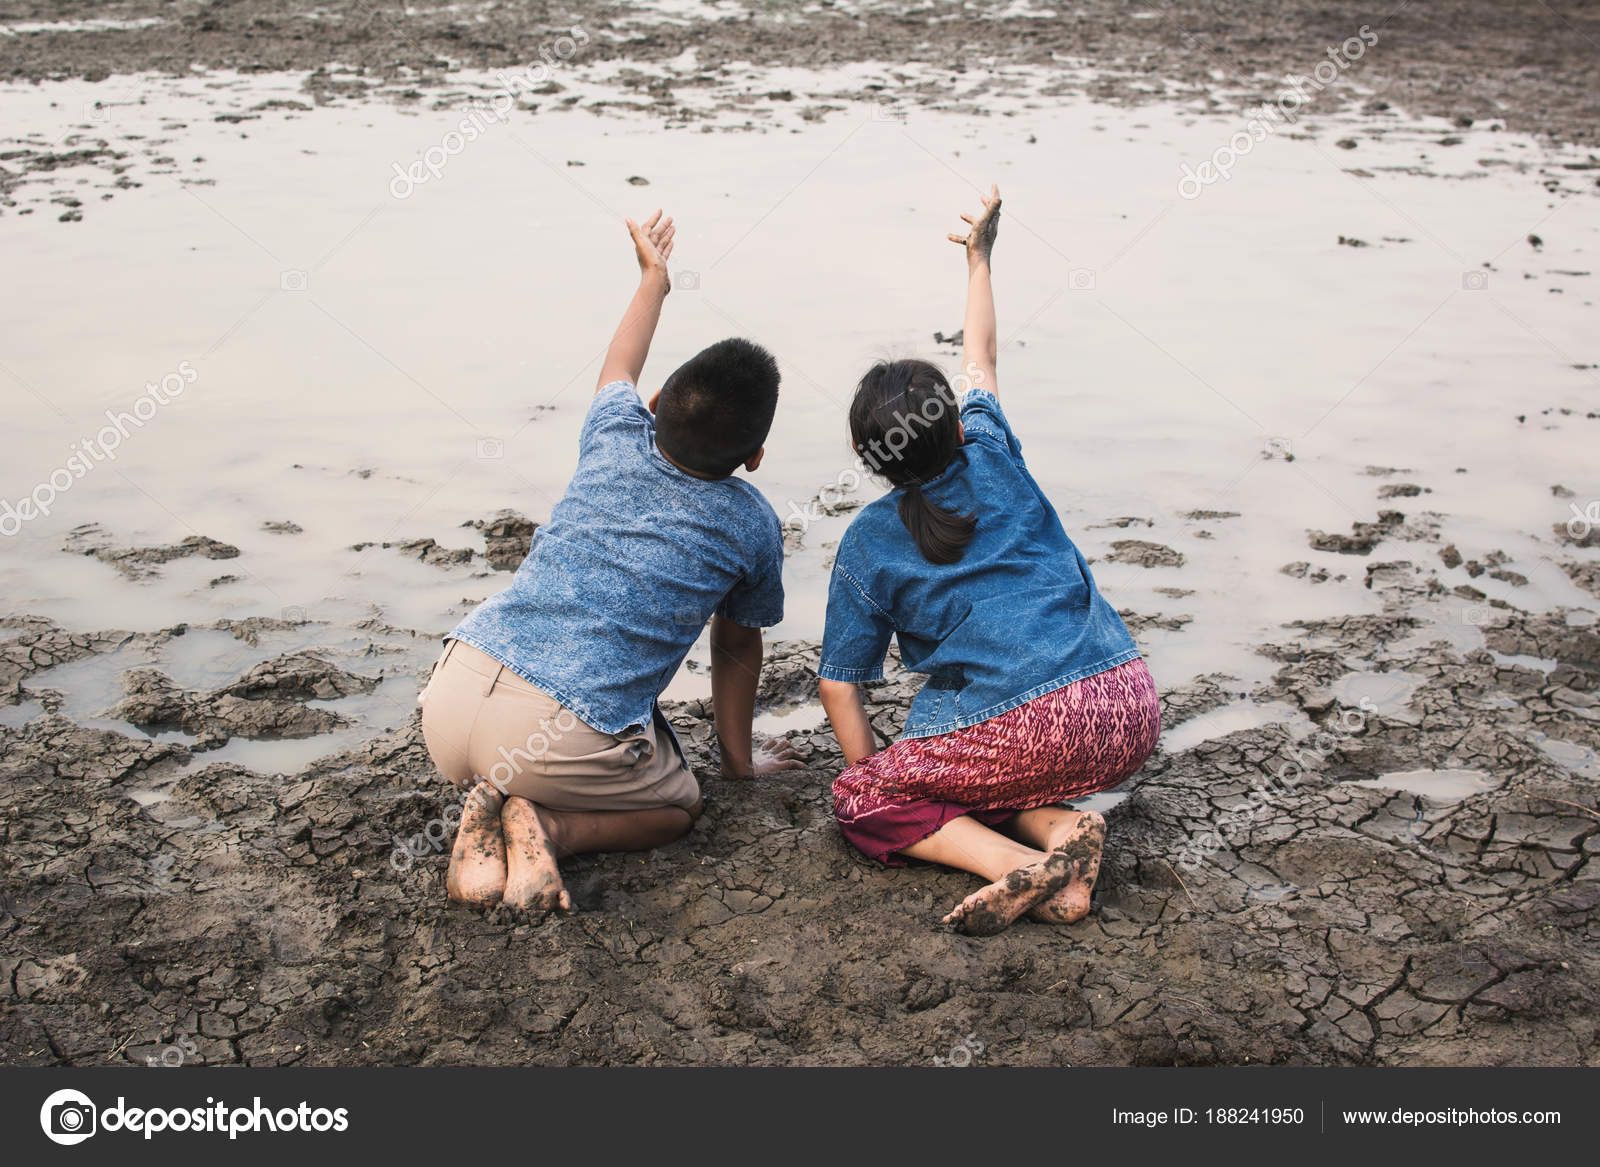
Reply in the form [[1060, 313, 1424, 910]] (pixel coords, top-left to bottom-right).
[[420, 209, 800, 916]]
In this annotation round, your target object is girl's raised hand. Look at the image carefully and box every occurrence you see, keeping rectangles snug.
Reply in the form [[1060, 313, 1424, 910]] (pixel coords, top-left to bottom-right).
[[948, 184, 1001, 269]]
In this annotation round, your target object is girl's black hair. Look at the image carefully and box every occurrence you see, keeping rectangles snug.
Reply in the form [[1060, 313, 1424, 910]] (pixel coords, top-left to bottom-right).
[[848, 359, 977, 565]]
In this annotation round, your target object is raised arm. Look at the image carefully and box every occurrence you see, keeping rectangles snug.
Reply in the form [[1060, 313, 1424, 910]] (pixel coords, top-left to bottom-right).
[[595, 210, 676, 393], [947, 184, 1000, 396]]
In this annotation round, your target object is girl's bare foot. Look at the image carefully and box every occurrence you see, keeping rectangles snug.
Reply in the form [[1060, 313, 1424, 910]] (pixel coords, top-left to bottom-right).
[[501, 796, 573, 919], [1029, 810, 1107, 925], [445, 781, 508, 909], [943, 847, 1074, 936]]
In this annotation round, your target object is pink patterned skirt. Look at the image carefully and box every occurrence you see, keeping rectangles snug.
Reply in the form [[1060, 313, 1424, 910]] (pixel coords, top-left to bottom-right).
[[832, 658, 1161, 864]]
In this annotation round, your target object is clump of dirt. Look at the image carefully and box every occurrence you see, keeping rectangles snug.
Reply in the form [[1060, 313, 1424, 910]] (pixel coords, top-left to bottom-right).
[[350, 537, 475, 569], [62, 523, 239, 580], [1554, 521, 1600, 550], [1309, 509, 1441, 556], [110, 651, 380, 746], [781, 489, 863, 553], [1282, 562, 1345, 584], [461, 510, 539, 572], [1106, 540, 1184, 568]]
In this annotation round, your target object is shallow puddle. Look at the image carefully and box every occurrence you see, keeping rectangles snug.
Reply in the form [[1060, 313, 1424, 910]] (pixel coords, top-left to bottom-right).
[[1328, 669, 1426, 722], [1159, 699, 1309, 755], [1348, 767, 1497, 800]]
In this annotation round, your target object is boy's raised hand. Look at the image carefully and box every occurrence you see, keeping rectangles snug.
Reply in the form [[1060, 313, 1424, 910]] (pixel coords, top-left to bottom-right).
[[596, 210, 676, 391], [948, 184, 1000, 269], [626, 209, 676, 285]]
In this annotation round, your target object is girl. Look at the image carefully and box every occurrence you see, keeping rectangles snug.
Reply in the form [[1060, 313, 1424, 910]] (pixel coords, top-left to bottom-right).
[[817, 186, 1160, 936]]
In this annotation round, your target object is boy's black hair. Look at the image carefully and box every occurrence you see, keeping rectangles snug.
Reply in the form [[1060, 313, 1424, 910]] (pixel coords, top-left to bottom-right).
[[849, 359, 977, 566], [654, 338, 781, 477]]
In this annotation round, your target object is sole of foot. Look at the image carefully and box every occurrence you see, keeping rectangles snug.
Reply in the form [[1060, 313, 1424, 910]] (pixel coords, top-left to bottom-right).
[[445, 781, 508, 910], [943, 847, 1075, 937], [1030, 810, 1107, 925], [501, 796, 573, 920]]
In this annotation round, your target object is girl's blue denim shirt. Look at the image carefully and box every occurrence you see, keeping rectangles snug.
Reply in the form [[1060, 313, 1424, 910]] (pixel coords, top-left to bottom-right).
[[819, 388, 1140, 740]]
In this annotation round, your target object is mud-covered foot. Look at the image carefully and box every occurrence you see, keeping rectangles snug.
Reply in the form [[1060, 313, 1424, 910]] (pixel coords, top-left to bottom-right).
[[943, 847, 1073, 937], [1029, 810, 1107, 925], [501, 796, 572, 919], [445, 781, 507, 909]]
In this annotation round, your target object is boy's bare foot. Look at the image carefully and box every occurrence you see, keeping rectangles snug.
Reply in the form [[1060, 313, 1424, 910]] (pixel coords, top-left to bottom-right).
[[445, 781, 508, 909], [1029, 810, 1107, 925], [943, 847, 1073, 937], [501, 796, 573, 919]]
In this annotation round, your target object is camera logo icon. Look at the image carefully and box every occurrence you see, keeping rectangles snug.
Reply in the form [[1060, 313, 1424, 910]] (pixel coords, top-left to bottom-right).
[[1461, 270, 1489, 291], [674, 269, 700, 291], [1068, 267, 1096, 291], [40, 1089, 97, 1145], [280, 269, 309, 292], [1568, 500, 1599, 540], [476, 437, 504, 460]]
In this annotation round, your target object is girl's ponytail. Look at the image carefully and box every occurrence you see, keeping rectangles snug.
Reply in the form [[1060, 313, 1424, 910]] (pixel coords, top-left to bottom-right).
[[896, 481, 976, 566], [849, 360, 978, 566]]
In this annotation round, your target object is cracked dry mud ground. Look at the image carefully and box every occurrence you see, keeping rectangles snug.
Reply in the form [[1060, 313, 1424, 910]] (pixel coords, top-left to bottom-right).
[[2, 542, 1596, 1066]]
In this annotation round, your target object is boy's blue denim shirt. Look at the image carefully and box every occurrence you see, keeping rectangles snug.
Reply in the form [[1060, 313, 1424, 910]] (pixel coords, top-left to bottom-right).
[[449, 381, 785, 736], [819, 388, 1139, 740]]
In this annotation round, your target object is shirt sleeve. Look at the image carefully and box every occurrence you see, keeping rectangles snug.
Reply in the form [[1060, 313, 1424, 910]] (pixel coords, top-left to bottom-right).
[[716, 514, 785, 628], [580, 380, 651, 457], [817, 564, 894, 683], [959, 387, 1024, 463]]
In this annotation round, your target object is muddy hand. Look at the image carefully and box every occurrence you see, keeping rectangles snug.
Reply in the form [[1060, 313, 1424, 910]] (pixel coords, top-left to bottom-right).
[[751, 737, 804, 776], [947, 184, 1000, 268], [721, 736, 804, 778]]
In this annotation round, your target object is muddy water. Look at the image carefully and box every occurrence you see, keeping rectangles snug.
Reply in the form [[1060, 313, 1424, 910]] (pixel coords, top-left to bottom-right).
[[2, 66, 1597, 753]]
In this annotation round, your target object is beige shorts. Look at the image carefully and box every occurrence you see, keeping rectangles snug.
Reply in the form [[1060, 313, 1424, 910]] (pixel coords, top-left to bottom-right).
[[418, 639, 700, 813]]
